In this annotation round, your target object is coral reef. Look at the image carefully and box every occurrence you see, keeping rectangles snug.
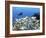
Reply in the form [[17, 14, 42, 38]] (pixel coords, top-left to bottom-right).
[[13, 16, 40, 31]]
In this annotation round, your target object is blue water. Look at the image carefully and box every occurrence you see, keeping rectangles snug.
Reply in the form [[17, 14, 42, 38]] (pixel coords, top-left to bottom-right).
[[12, 7, 40, 19], [12, 7, 40, 23]]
